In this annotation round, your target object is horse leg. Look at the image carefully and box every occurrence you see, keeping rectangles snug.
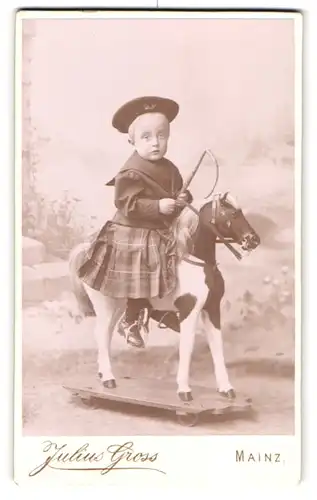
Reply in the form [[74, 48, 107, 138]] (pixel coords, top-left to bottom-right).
[[176, 307, 201, 401], [83, 284, 118, 388], [201, 310, 235, 398], [108, 306, 125, 349]]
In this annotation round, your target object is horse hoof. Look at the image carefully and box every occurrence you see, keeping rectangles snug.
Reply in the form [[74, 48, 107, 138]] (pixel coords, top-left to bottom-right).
[[103, 379, 116, 389], [218, 389, 236, 399], [178, 391, 193, 402], [98, 372, 102, 379]]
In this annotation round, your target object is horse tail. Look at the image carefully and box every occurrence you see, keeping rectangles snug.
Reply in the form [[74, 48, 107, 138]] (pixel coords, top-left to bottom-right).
[[68, 242, 95, 316]]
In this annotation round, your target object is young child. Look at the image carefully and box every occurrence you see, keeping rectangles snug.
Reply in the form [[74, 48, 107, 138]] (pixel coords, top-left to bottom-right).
[[78, 96, 192, 348]]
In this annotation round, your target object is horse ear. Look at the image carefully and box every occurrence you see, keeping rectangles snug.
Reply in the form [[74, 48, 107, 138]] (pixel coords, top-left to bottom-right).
[[221, 192, 229, 201], [225, 192, 239, 208]]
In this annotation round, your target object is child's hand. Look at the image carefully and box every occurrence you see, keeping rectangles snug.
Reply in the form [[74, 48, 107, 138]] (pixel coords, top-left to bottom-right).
[[175, 192, 189, 207], [159, 198, 176, 215]]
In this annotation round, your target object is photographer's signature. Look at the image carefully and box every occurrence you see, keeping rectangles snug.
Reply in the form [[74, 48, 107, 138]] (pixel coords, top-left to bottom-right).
[[29, 440, 165, 477]]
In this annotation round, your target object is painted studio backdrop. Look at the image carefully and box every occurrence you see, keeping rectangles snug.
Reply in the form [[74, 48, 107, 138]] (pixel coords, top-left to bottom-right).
[[21, 17, 295, 436]]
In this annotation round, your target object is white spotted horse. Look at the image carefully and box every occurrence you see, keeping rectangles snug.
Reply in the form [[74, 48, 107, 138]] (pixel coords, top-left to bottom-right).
[[69, 193, 260, 402]]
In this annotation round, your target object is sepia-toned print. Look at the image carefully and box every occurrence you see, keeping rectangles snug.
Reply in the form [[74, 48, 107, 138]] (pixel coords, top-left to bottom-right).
[[15, 10, 302, 487]]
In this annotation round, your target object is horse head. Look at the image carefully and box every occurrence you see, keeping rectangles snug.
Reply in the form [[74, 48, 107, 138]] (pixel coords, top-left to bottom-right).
[[175, 192, 261, 262], [198, 192, 261, 253]]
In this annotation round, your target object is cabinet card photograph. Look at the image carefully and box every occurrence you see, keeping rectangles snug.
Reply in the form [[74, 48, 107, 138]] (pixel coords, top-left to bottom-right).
[[15, 9, 302, 488]]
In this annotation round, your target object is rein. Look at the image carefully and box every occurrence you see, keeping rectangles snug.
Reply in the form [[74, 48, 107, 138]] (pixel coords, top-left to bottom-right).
[[179, 149, 242, 260], [120, 166, 243, 262], [159, 197, 243, 267], [178, 149, 244, 259], [183, 256, 205, 268], [182, 200, 243, 261]]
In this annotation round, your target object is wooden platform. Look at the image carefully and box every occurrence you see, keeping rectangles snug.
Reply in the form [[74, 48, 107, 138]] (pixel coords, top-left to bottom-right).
[[64, 377, 252, 425]]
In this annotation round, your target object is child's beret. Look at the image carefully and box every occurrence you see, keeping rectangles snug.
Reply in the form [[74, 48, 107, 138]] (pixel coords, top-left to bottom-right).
[[112, 96, 179, 133]]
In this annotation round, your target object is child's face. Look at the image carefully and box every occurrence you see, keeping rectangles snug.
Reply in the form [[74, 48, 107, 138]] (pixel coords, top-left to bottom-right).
[[129, 113, 170, 161]]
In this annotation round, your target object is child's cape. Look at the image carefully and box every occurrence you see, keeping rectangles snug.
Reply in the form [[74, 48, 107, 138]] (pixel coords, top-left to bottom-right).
[[105, 151, 182, 198]]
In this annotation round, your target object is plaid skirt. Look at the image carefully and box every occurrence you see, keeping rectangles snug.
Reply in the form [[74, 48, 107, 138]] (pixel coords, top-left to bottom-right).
[[78, 222, 177, 299]]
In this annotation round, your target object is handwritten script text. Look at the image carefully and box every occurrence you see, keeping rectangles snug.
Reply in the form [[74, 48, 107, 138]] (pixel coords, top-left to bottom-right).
[[29, 440, 165, 477]]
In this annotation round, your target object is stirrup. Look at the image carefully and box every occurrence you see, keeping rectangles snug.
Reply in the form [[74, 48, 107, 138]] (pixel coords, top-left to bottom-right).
[[157, 311, 180, 329], [117, 318, 145, 348]]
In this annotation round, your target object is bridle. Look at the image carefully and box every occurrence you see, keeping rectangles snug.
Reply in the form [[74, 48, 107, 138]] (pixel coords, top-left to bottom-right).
[[112, 153, 244, 263], [182, 195, 243, 264], [177, 150, 242, 263]]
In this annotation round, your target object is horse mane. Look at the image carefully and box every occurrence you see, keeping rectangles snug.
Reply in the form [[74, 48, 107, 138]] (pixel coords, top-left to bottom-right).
[[171, 206, 200, 260]]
